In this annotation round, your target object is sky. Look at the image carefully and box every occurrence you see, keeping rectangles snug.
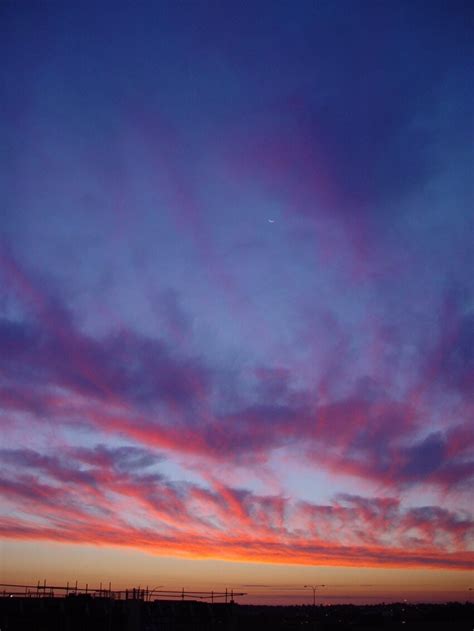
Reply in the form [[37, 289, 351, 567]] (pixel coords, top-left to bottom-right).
[[0, 0, 473, 605]]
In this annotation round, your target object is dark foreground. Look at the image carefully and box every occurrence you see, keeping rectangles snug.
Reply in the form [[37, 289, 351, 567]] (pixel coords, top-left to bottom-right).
[[1, 596, 473, 630]]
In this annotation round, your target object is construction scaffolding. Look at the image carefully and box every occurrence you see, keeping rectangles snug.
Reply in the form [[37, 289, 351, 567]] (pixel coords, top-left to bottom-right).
[[0, 582, 245, 603]]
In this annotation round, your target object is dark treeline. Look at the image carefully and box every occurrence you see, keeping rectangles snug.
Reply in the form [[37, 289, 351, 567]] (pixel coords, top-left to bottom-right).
[[1, 595, 473, 630]]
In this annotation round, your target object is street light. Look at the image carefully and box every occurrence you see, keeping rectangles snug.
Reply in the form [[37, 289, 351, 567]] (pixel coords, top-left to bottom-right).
[[148, 586, 164, 601], [304, 584, 326, 606]]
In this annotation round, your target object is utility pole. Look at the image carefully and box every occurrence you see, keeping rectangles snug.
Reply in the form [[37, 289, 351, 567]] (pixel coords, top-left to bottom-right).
[[304, 584, 325, 606]]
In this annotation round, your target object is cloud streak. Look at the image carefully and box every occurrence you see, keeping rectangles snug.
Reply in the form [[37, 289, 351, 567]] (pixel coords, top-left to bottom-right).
[[1, 251, 473, 496], [1, 446, 472, 570]]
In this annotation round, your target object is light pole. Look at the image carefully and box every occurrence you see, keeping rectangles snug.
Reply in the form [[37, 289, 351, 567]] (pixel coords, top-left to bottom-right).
[[304, 584, 325, 606]]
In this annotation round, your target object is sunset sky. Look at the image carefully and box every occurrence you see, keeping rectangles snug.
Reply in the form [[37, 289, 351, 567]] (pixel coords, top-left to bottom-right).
[[1, 1, 473, 604]]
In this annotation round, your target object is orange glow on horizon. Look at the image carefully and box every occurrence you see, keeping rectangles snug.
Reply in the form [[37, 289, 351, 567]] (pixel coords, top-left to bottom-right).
[[2, 540, 472, 606]]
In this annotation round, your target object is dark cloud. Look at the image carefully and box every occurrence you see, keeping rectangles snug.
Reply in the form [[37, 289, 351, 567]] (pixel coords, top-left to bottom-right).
[[400, 433, 445, 480], [1, 270, 473, 489], [0, 449, 98, 487], [72, 444, 164, 472], [439, 312, 474, 398], [0, 254, 210, 412]]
